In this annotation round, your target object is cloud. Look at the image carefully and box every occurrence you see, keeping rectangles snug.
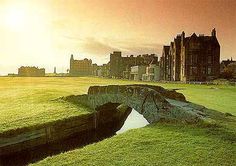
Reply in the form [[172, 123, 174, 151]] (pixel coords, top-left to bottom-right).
[[80, 37, 163, 56], [61, 36, 164, 65], [80, 38, 119, 56]]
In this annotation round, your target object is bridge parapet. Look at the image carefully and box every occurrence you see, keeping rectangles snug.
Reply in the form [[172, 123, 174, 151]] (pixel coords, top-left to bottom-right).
[[64, 84, 210, 124]]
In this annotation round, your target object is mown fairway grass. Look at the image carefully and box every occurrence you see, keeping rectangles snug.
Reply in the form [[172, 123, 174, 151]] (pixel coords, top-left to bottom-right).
[[1, 77, 236, 165]]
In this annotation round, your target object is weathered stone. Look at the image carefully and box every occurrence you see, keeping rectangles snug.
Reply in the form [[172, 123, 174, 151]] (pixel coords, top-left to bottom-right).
[[80, 84, 209, 123]]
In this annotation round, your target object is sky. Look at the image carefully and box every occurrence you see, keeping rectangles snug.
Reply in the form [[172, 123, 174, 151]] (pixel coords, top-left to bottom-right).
[[0, 0, 235, 74]]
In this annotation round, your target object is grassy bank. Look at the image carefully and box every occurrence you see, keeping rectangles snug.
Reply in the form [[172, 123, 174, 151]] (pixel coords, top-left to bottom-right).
[[33, 121, 236, 166], [0, 77, 236, 133]]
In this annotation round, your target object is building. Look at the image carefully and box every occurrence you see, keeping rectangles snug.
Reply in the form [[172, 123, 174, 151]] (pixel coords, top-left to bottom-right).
[[130, 65, 146, 81], [160, 46, 170, 80], [109, 51, 158, 78], [142, 61, 160, 81], [101, 63, 110, 77], [161, 29, 220, 82], [171, 35, 182, 81], [226, 62, 236, 78], [220, 58, 236, 72], [18, 66, 45, 77], [69, 54, 92, 76]]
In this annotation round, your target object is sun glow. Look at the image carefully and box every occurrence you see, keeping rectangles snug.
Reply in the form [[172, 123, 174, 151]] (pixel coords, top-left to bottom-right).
[[4, 7, 29, 31]]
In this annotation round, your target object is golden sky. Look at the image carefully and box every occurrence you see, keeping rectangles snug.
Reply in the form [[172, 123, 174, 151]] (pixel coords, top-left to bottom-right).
[[0, 0, 235, 74]]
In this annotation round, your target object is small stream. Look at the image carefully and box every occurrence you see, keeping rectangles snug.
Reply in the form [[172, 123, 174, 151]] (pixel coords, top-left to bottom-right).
[[117, 109, 149, 134], [0, 108, 149, 166]]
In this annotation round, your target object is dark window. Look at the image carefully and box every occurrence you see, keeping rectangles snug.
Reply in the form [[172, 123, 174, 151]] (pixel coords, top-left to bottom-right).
[[208, 67, 212, 75], [208, 56, 212, 64]]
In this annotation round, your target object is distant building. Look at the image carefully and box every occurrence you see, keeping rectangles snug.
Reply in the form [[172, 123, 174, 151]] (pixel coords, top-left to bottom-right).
[[161, 29, 220, 82], [54, 67, 57, 74], [109, 51, 158, 78], [18, 66, 45, 77], [101, 63, 110, 77], [69, 54, 92, 76], [142, 61, 160, 81], [130, 65, 146, 81], [92, 63, 103, 77], [220, 58, 236, 72], [227, 62, 236, 78]]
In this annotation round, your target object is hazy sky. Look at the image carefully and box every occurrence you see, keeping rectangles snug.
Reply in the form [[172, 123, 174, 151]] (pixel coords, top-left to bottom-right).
[[0, 0, 235, 74]]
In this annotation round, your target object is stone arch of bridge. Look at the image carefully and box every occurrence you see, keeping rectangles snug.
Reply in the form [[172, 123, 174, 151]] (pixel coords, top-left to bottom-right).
[[88, 85, 171, 123]]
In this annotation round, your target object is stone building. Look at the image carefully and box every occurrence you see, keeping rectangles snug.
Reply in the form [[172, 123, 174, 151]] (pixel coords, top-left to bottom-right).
[[161, 29, 220, 82], [171, 35, 182, 81], [160, 46, 170, 80], [130, 65, 147, 81], [142, 61, 160, 81], [220, 58, 236, 72], [109, 51, 158, 78], [18, 66, 45, 77], [101, 63, 110, 77], [69, 54, 92, 76]]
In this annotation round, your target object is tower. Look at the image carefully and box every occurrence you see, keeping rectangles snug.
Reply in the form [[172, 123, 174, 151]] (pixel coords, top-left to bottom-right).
[[54, 67, 56, 74], [70, 54, 74, 74], [211, 28, 216, 37]]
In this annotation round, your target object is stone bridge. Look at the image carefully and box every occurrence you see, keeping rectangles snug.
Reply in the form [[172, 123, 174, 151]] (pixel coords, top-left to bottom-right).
[[63, 84, 209, 123]]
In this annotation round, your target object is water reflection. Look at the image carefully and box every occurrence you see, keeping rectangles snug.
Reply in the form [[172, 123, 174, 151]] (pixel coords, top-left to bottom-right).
[[117, 109, 149, 134]]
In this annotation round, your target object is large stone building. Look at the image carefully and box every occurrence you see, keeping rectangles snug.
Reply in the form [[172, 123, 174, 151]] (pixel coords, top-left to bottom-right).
[[161, 29, 220, 82], [18, 66, 45, 77], [109, 51, 158, 78], [160, 46, 170, 80], [69, 54, 93, 76]]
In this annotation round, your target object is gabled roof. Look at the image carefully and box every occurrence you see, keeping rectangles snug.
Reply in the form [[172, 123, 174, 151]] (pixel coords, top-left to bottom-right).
[[183, 33, 220, 47]]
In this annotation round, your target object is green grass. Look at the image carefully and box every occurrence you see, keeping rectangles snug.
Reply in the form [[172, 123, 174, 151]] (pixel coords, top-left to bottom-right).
[[33, 122, 236, 166], [1, 77, 236, 133], [1, 77, 236, 165]]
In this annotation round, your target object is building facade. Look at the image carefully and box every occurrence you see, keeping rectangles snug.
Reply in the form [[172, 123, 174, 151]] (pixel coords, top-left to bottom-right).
[[142, 62, 160, 82], [161, 29, 220, 82], [69, 54, 93, 76], [18, 66, 45, 77], [220, 58, 236, 73], [160, 46, 170, 80], [109, 51, 158, 78], [130, 65, 146, 81]]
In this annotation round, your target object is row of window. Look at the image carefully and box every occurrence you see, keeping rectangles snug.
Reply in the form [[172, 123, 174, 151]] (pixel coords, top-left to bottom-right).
[[189, 66, 212, 75], [189, 55, 214, 64]]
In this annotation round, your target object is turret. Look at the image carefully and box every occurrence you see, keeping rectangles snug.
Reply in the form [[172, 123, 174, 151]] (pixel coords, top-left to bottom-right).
[[211, 28, 216, 37], [181, 31, 185, 46], [70, 54, 74, 74], [70, 54, 74, 61], [181, 31, 185, 39]]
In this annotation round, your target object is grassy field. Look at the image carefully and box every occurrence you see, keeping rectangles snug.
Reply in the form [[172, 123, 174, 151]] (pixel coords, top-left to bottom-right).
[[0, 77, 236, 133], [1, 77, 236, 165]]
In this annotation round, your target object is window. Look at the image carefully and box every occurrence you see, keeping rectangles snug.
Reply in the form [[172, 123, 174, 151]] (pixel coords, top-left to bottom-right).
[[202, 67, 206, 74], [192, 54, 198, 64], [208, 67, 212, 75], [208, 56, 212, 64]]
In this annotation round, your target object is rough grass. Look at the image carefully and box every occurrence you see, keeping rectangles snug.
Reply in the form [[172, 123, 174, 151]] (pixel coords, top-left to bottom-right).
[[33, 122, 236, 166], [1, 77, 236, 133]]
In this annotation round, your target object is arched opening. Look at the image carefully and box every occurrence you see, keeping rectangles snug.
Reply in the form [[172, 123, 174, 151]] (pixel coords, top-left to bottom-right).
[[95, 102, 150, 135], [117, 108, 149, 134]]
